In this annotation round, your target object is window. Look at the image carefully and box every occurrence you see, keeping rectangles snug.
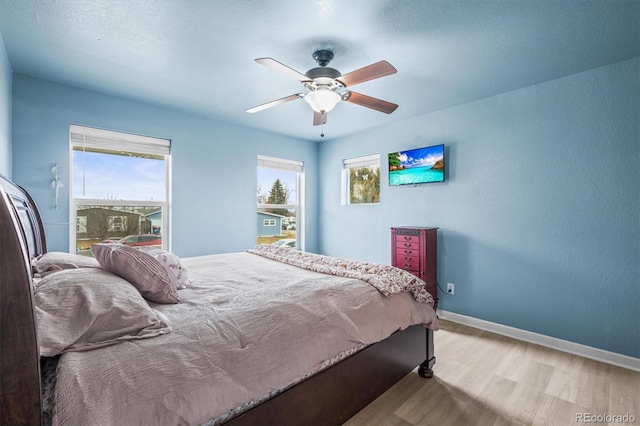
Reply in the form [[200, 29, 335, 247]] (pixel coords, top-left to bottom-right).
[[70, 125, 170, 255], [342, 154, 380, 204], [108, 216, 127, 232], [257, 155, 304, 249], [76, 216, 87, 233]]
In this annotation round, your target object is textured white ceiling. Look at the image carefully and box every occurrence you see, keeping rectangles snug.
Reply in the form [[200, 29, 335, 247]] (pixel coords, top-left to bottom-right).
[[1, 0, 638, 142]]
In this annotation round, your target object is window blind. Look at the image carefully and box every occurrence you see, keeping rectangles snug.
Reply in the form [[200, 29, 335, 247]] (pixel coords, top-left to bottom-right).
[[70, 125, 170, 156], [343, 153, 380, 169], [257, 155, 303, 173]]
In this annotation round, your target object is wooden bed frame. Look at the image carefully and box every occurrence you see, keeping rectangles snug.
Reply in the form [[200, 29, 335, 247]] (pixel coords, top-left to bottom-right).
[[0, 175, 436, 426]]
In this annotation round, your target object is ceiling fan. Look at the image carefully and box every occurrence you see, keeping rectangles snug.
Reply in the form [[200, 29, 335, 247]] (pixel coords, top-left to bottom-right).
[[246, 50, 398, 127]]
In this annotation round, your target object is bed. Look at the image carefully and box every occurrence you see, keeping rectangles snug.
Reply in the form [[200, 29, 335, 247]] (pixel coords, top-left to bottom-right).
[[0, 175, 438, 426]]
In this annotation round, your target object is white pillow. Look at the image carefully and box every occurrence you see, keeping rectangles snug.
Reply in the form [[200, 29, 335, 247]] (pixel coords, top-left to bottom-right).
[[32, 251, 100, 276], [143, 249, 191, 289]]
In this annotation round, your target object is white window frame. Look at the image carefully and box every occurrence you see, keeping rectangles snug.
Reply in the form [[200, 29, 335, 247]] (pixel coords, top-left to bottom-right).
[[263, 219, 276, 227], [257, 155, 304, 250], [341, 153, 381, 205], [69, 125, 171, 252]]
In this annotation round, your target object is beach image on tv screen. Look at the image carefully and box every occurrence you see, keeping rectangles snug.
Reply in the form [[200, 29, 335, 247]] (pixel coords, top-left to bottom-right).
[[388, 144, 444, 185]]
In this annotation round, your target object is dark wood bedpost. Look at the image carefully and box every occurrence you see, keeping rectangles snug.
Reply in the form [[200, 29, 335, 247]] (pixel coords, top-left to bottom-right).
[[418, 328, 436, 378], [21, 187, 47, 255], [0, 181, 43, 426]]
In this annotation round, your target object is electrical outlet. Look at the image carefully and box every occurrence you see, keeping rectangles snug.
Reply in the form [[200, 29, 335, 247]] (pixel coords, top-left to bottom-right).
[[447, 283, 455, 295]]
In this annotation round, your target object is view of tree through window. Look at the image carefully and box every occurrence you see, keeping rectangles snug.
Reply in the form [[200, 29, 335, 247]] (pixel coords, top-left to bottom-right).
[[262, 178, 292, 216], [257, 156, 303, 250], [349, 166, 380, 204], [343, 154, 381, 204]]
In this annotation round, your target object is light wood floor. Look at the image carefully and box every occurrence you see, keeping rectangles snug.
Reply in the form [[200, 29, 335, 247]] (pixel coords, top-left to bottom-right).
[[345, 319, 639, 426]]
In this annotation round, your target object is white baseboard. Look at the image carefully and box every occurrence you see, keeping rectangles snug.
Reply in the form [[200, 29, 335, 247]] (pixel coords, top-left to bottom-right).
[[437, 309, 640, 372]]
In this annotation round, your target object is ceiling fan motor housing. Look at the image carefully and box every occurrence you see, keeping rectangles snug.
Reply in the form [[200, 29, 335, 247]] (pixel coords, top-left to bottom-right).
[[305, 66, 342, 80], [307, 50, 342, 82]]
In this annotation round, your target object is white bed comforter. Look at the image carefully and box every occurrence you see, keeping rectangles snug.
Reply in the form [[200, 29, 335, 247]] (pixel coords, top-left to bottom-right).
[[52, 251, 439, 426]]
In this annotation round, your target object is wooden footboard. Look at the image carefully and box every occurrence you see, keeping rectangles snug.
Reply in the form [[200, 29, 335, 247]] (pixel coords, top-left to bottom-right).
[[227, 325, 434, 426]]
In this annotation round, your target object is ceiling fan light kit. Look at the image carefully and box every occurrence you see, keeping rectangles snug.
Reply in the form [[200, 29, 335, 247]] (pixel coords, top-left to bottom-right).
[[304, 89, 341, 113], [247, 49, 398, 130]]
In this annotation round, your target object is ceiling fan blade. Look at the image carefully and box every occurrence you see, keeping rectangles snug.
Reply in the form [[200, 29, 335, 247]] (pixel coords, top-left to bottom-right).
[[313, 111, 327, 126], [343, 91, 398, 114], [246, 94, 302, 113], [255, 58, 312, 82], [336, 60, 397, 87]]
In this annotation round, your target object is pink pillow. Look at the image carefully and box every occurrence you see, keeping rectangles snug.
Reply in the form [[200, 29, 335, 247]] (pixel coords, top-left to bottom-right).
[[91, 244, 180, 304], [35, 268, 172, 356]]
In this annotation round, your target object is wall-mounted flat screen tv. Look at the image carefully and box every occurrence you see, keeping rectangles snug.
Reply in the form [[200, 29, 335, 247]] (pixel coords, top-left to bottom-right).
[[388, 144, 445, 185]]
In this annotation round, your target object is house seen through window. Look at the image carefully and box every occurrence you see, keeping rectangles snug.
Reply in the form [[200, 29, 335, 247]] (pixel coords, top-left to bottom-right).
[[70, 125, 170, 255], [256, 155, 304, 250]]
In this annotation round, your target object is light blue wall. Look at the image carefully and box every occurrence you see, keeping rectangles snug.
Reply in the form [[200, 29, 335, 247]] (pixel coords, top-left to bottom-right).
[[318, 58, 640, 358], [12, 74, 319, 257], [9, 59, 639, 358], [0, 33, 11, 178]]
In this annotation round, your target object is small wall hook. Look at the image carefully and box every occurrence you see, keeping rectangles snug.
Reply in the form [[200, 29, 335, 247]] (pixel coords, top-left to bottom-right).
[[51, 163, 64, 209]]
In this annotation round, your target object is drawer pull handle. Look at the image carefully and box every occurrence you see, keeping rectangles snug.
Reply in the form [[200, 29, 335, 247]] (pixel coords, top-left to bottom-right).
[[403, 263, 412, 268], [404, 250, 412, 254], [404, 243, 412, 247], [404, 236, 412, 240], [404, 257, 412, 261]]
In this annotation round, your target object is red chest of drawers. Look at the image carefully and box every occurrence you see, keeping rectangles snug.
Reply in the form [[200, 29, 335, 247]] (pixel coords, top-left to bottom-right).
[[391, 227, 438, 302]]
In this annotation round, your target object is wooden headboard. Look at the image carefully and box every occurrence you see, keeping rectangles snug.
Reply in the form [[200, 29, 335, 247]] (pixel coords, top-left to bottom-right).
[[0, 175, 46, 425]]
